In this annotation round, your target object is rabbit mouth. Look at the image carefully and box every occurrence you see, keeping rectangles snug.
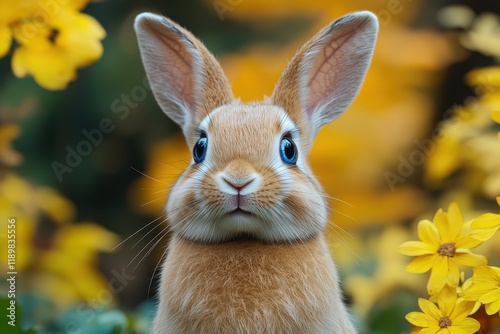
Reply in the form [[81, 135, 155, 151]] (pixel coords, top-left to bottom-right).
[[229, 208, 253, 216], [226, 233, 260, 242]]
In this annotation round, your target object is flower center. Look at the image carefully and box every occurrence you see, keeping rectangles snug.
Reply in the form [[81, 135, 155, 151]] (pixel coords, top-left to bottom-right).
[[439, 316, 452, 328], [438, 242, 456, 257], [49, 28, 60, 44]]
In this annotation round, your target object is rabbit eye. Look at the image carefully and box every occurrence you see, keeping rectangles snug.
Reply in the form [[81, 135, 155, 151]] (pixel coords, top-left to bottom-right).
[[280, 133, 297, 165], [193, 133, 208, 163]]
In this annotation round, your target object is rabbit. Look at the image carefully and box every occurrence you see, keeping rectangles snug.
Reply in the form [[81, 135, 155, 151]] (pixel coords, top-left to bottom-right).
[[135, 10, 378, 334]]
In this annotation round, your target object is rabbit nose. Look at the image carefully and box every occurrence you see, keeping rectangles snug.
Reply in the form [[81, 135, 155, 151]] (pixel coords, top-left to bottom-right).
[[218, 175, 260, 195], [216, 160, 262, 195], [222, 178, 254, 192], [217, 174, 261, 195]]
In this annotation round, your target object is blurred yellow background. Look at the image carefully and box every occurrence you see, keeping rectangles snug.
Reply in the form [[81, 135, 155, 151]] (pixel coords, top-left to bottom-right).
[[0, 0, 499, 333]]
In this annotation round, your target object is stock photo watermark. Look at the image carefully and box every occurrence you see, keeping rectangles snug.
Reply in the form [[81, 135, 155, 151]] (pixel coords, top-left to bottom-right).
[[376, 0, 413, 27], [14, 0, 74, 43], [384, 137, 438, 191], [51, 76, 151, 182], [5, 218, 17, 328], [59, 267, 136, 334], [384, 103, 476, 191], [212, 0, 412, 24], [213, 0, 243, 21]]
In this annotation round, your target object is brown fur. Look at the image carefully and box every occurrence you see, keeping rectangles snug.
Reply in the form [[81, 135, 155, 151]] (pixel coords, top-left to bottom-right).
[[135, 11, 378, 334], [155, 236, 354, 333]]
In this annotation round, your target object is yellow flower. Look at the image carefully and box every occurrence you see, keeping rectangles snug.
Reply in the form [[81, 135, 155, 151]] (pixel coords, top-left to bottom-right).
[[1, 0, 105, 90], [429, 283, 459, 306], [0, 24, 11, 58], [470, 197, 500, 241], [37, 222, 119, 306], [36, 187, 76, 224], [0, 124, 23, 168], [466, 67, 500, 96], [493, 109, 500, 139], [424, 66, 500, 197], [406, 297, 479, 334], [465, 65, 500, 143], [462, 266, 500, 316], [400, 202, 487, 295]]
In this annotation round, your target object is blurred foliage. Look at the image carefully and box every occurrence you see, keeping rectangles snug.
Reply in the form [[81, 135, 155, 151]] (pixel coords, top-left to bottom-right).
[[0, 0, 499, 333]]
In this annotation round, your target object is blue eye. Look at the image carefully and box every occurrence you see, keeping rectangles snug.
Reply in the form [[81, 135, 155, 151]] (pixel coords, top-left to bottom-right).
[[193, 133, 208, 163], [280, 134, 297, 165]]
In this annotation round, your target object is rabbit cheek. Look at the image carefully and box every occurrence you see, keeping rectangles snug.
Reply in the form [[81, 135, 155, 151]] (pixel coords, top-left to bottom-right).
[[283, 168, 328, 231], [166, 166, 206, 227], [200, 175, 224, 208], [255, 166, 282, 207]]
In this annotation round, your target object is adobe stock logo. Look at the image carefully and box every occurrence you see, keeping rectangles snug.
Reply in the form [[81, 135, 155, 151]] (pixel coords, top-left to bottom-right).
[[383, 105, 474, 191], [51, 77, 151, 182]]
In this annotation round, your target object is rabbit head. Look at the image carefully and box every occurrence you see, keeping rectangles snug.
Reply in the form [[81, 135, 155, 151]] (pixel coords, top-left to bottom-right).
[[135, 12, 378, 243]]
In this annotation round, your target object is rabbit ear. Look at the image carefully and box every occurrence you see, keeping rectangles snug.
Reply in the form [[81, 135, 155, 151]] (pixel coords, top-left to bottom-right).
[[135, 13, 233, 139], [272, 11, 378, 148]]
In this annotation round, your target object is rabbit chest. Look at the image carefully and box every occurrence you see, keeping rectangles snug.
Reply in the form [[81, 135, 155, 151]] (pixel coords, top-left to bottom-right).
[[153, 235, 354, 334]]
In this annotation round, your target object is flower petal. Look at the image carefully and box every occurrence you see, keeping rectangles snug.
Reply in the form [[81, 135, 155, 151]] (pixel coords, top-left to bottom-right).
[[454, 234, 483, 249], [419, 327, 442, 334], [436, 284, 457, 310], [400, 241, 436, 256], [462, 282, 495, 302], [11, 45, 28, 77], [453, 251, 487, 268], [485, 298, 500, 315], [419, 298, 442, 321], [0, 25, 12, 58], [450, 300, 476, 322], [449, 317, 481, 334], [479, 288, 500, 304], [473, 266, 500, 283], [418, 219, 441, 248], [406, 311, 435, 328], [52, 11, 105, 67], [446, 202, 464, 239], [434, 209, 451, 241], [446, 260, 460, 288], [11, 43, 76, 90], [470, 213, 500, 229], [493, 111, 500, 124], [406, 254, 437, 273], [470, 228, 498, 242], [428, 256, 449, 295]]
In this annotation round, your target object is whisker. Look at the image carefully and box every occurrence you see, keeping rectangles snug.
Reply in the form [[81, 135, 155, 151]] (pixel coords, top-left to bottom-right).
[[140, 197, 165, 208], [111, 216, 163, 251], [325, 224, 362, 263], [131, 220, 163, 249], [148, 247, 167, 299], [131, 166, 169, 185], [330, 209, 358, 223], [134, 229, 169, 271], [150, 189, 169, 195], [128, 223, 168, 268], [323, 195, 355, 208]]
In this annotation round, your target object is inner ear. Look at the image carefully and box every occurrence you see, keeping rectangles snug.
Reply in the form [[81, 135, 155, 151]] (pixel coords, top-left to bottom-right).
[[156, 28, 199, 112], [302, 15, 377, 122], [272, 12, 378, 147], [135, 13, 234, 140], [303, 30, 354, 116]]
